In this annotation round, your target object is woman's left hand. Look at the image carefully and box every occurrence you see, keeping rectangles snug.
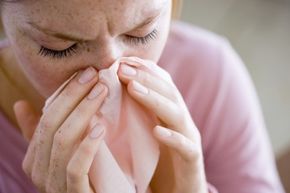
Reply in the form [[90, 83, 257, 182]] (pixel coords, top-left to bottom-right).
[[117, 57, 208, 193]]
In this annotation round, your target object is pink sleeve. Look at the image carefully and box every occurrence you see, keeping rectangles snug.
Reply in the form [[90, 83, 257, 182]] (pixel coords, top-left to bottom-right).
[[195, 39, 285, 193], [160, 22, 285, 192]]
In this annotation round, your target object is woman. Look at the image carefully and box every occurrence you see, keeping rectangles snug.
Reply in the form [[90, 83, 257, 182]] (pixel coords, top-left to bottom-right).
[[0, 0, 285, 193]]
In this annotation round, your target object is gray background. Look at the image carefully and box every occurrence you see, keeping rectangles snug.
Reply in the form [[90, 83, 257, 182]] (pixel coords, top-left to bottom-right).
[[181, 0, 290, 155]]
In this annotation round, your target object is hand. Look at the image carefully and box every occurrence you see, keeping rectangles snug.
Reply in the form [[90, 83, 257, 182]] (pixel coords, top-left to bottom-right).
[[118, 57, 208, 193], [13, 67, 108, 193]]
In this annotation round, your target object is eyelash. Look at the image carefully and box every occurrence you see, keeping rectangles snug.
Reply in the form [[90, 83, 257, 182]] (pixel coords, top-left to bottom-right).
[[38, 29, 158, 59], [125, 29, 158, 46], [38, 43, 78, 59]]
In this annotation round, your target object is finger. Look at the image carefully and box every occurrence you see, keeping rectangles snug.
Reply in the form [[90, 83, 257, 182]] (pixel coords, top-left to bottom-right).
[[153, 126, 201, 163], [41, 67, 98, 130], [128, 80, 197, 140], [47, 83, 108, 192], [43, 72, 78, 111], [127, 80, 189, 131], [120, 57, 173, 83], [13, 100, 39, 141], [13, 100, 39, 179], [32, 67, 98, 190], [118, 64, 179, 102], [66, 124, 105, 193]]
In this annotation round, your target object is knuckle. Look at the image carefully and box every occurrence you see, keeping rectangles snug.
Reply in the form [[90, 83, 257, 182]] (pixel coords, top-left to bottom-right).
[[185, 151, 197, 162], [81, 143, 95, 157], [172, 132, 200, 161], [147, 60, 156, 67], [187, 150, 201, 162], [62, 79, 87, 98], [140, 71, 151, 85], [73, 105, 86, 117], [177, 134, 187, 146], [46, 171, 65, 193], [171, 106, 185, 126], [38, 119, 50, 131], [45, 182, 54, 193], [31, 172, 45, 191], [151, 95, 162, 110], [53, 133, 67, 150], [39, 116, 54, 131], [66, 163, 82, 183], [183, 141, 201, 162], [162, 82, 177, 99]]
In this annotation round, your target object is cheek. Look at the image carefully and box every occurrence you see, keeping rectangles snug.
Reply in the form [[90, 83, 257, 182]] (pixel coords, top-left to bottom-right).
[[2, 14, 71, 98], [10, 38, 73, 98], [15, 48, 70, 98]]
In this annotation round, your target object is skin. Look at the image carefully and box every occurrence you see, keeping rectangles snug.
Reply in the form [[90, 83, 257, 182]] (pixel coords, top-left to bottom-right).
[[0, 0, 208, 192]]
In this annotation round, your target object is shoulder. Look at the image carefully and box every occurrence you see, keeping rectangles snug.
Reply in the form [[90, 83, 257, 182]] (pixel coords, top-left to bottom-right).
[[166, 21, 226, 53], [161, 23, 285, 192], [159, 21, 241, 94], [160, 21, 229, 68], [159, 21, 250, 116], [159, 21, 262, 144], [0, 110, 38, 193]]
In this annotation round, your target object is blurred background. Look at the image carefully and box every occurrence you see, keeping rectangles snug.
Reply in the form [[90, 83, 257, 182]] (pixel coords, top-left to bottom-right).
[[181, 0, 290, 191]]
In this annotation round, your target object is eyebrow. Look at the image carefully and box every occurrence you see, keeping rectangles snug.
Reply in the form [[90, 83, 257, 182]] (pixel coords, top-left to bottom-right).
[[28, 11, 162, 42]]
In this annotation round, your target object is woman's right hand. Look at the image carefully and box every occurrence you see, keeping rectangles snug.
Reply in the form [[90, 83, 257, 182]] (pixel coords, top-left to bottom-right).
[[13, 67, 108, 193]]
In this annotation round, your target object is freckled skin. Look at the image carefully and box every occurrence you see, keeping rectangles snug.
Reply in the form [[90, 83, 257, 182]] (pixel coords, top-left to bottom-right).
[[0, 0, 206, 192], [1, 0, 172, 98]]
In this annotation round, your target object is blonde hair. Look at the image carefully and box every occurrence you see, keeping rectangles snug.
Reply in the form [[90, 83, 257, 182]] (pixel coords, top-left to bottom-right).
[[172, 0, 183, 19]]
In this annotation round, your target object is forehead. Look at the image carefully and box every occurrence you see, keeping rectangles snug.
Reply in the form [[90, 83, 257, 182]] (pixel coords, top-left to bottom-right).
[[18, 0, 168, 36]]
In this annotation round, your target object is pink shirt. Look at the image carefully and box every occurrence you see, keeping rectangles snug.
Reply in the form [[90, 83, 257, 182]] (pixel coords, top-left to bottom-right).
[[0, 21, 285, 193]]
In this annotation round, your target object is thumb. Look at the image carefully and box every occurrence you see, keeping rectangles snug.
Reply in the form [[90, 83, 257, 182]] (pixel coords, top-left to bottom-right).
[[13, 100, 40, 141]]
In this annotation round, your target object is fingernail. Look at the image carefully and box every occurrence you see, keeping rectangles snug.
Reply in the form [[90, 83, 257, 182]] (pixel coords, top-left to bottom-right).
[[156, 126, 172, 137], [132, 81, 148, 94], [121, 65, 137, 76], [78, 67, 96, 84], [90, 124, 105, 139], [87, 84, 105, 100]]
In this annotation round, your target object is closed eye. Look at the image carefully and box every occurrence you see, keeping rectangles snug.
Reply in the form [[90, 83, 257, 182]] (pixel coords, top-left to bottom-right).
[[38, 43, 78, 59], [125, 29, 158, 46], [38, 29, 158, 59]]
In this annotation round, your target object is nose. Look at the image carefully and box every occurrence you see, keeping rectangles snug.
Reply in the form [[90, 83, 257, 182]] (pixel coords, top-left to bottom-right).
[[93, 40, 123, 70]]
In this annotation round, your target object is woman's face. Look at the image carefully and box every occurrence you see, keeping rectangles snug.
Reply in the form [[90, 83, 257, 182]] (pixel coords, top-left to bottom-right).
[[1, 0, 172, 97]]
